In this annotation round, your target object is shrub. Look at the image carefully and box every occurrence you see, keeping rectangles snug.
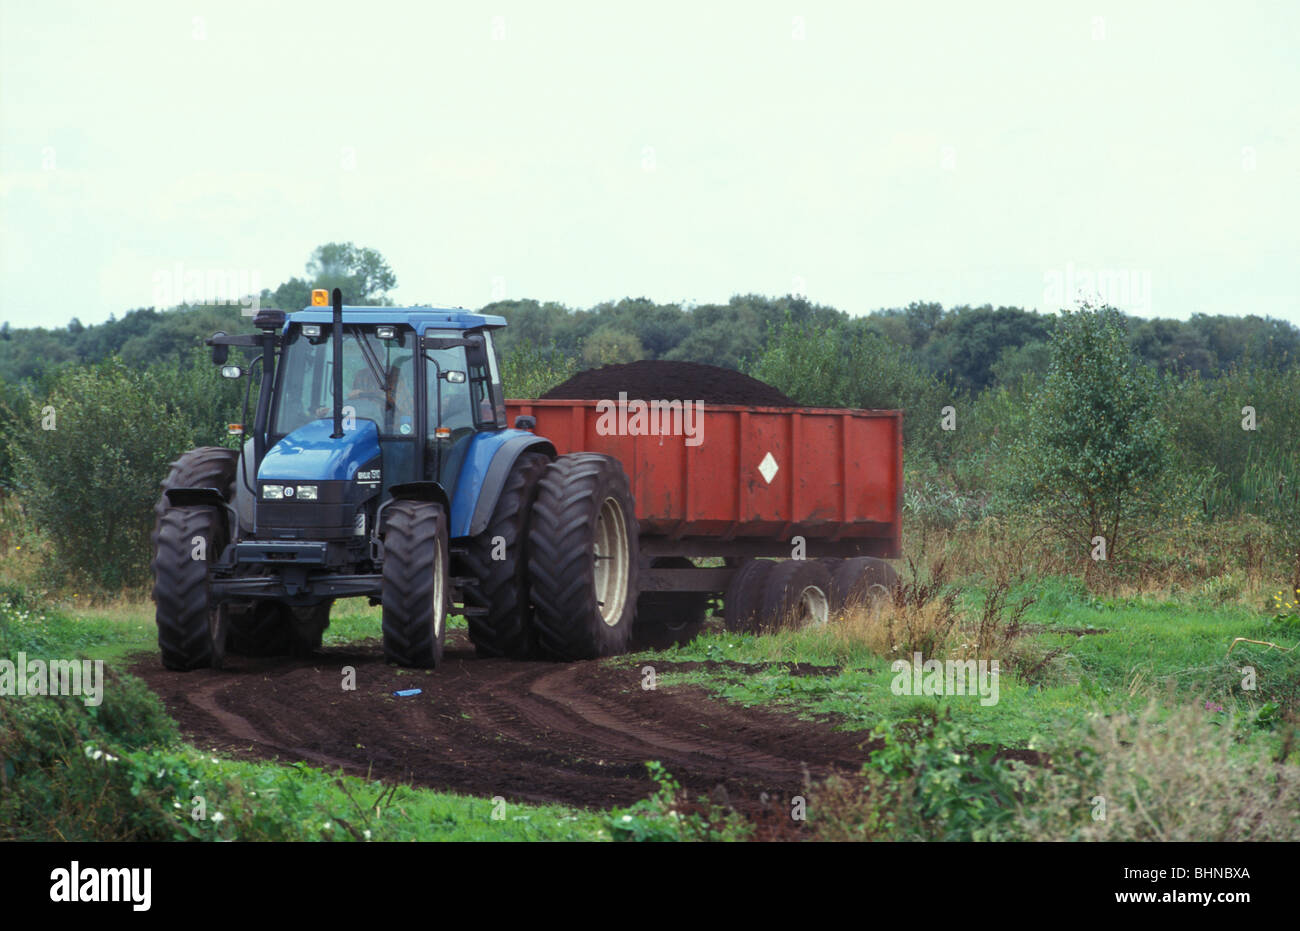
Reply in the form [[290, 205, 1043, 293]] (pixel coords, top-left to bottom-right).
[[499, 338, 578, 400], [1014, 303, 1178, 563], [8, 357, 193, 590], [810, 711, 1033, 841], [1016, 701, 1300, 841], [749, 316, 953, 459]]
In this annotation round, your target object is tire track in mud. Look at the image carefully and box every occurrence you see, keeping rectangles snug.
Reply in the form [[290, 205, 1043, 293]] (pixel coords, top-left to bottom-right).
[[131, 632, 875, 809]]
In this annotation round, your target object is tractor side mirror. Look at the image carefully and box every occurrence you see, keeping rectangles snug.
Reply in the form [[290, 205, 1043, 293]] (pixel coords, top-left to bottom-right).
[[220, 365, 244, 379], [211, 332, 229, 365], [443, 370, 467, 384]]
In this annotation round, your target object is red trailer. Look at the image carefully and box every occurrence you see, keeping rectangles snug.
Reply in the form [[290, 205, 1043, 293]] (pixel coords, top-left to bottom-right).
[[506, 399, 903, 646]]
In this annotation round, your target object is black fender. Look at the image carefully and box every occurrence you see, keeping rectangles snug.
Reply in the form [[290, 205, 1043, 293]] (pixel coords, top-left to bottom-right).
[[387, 480, 452, 519]]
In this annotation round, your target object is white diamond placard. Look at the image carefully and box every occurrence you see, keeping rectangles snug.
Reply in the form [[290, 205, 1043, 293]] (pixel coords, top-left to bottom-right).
[[758, 452, 779, 484]]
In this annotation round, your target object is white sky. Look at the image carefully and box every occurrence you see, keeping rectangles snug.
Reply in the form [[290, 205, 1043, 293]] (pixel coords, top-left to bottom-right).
[[1, 0, 1297, 330]]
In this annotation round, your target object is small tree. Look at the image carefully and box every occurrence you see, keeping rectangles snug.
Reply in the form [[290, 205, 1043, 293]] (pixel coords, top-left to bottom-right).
[[749, 316, 952, 458], [1015, 303, 1171, 561], [499, 338, 578, 399], [10, 358, 192, 590]]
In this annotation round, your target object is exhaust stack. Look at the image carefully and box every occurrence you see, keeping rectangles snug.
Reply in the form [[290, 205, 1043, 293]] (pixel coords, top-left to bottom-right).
[[331, 288, 344, 438]]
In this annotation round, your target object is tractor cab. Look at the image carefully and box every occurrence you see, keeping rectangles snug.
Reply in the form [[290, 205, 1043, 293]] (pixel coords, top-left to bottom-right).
[[264, 301, 508, 510]]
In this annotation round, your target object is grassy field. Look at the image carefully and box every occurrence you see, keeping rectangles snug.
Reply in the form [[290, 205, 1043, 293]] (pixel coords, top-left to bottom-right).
[[2, 571, 1297, 841], [0, 591, 609, 841], [621, 576, 1298, 754]]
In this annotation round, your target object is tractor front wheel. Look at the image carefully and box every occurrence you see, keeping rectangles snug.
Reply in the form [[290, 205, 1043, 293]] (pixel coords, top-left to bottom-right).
[[151, 447, 238, 670], [380, 500, 450, 668]]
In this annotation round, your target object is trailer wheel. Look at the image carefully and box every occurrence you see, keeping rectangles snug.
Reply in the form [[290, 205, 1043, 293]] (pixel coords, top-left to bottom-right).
[[463, 451, 551, 658], [632, 557, 710, 650], [151, 447, 238, 670], [758, 559, 833, 631], [723, 559, 773, 633], [830, 557, 899, 612], [381, 500, 450, 668], [527, 453, 639, 660]]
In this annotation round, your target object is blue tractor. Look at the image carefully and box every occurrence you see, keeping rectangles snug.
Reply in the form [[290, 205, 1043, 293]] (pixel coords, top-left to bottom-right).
[[150, 289, 639, 669]]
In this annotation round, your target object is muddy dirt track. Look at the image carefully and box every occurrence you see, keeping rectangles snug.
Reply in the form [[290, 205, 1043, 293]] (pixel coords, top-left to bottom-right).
[[132, 631, 875, 812]]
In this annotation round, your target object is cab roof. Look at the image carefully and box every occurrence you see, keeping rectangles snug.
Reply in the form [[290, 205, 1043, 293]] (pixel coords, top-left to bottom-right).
[[287, 306, 506, 336]]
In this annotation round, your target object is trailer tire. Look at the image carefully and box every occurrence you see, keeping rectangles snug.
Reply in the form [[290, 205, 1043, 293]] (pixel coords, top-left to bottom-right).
[[463, 451, 551, 658], [723, 559, 773, 633], [381, 500, 450, 668], [527, 454, 639, 660], [758, 559, 833, 631], [632, 557, 710, 650], [830, 557, 899, 612], [152, 447, 238, 670]]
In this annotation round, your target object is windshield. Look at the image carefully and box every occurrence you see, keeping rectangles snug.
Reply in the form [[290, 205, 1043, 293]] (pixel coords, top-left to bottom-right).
[[273, 325, 416, 436]]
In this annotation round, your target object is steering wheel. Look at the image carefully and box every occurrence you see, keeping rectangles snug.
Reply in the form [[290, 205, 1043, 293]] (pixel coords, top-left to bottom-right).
[[350, 389, 389, 406]]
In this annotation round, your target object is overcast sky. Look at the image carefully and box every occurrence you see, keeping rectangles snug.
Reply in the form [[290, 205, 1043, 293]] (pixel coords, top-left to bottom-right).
[[1, 0, 1296, 330]]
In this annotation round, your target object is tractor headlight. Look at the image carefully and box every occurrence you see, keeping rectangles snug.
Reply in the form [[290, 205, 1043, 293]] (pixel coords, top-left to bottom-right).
[[296, 485, 318, 500], [262, 484, 284, 500]]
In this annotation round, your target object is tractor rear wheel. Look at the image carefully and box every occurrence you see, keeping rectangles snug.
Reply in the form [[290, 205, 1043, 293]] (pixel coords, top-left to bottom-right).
[[527, 454, 639, 660], [226, 601, 331, 657], [463, 451, 551, 658], [151, 447, 239, 670], [380, 499, 450, 668], [226, 602, 291, 656]]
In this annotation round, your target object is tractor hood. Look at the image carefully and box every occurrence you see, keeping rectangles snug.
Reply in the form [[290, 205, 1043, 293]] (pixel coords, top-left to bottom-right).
[[258, 419, 382, 482]]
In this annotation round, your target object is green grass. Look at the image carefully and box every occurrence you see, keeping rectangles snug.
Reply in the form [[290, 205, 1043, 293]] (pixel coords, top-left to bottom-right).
[[619, 575, 1298, 756], [6, 574, 1296, 841], [0, 587, 606, 842]]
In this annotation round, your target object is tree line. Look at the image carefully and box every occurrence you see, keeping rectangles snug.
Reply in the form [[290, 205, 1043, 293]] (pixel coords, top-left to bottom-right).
[[1, 243, 1297, 592]]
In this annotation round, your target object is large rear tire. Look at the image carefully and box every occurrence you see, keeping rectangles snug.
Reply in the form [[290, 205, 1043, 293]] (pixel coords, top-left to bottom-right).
[[527, 453, 639, 660], [462, 451, 551, 658], [151, 447, 238, 670], [227, 601, 331, 657], [380, 500, 450, 668]]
